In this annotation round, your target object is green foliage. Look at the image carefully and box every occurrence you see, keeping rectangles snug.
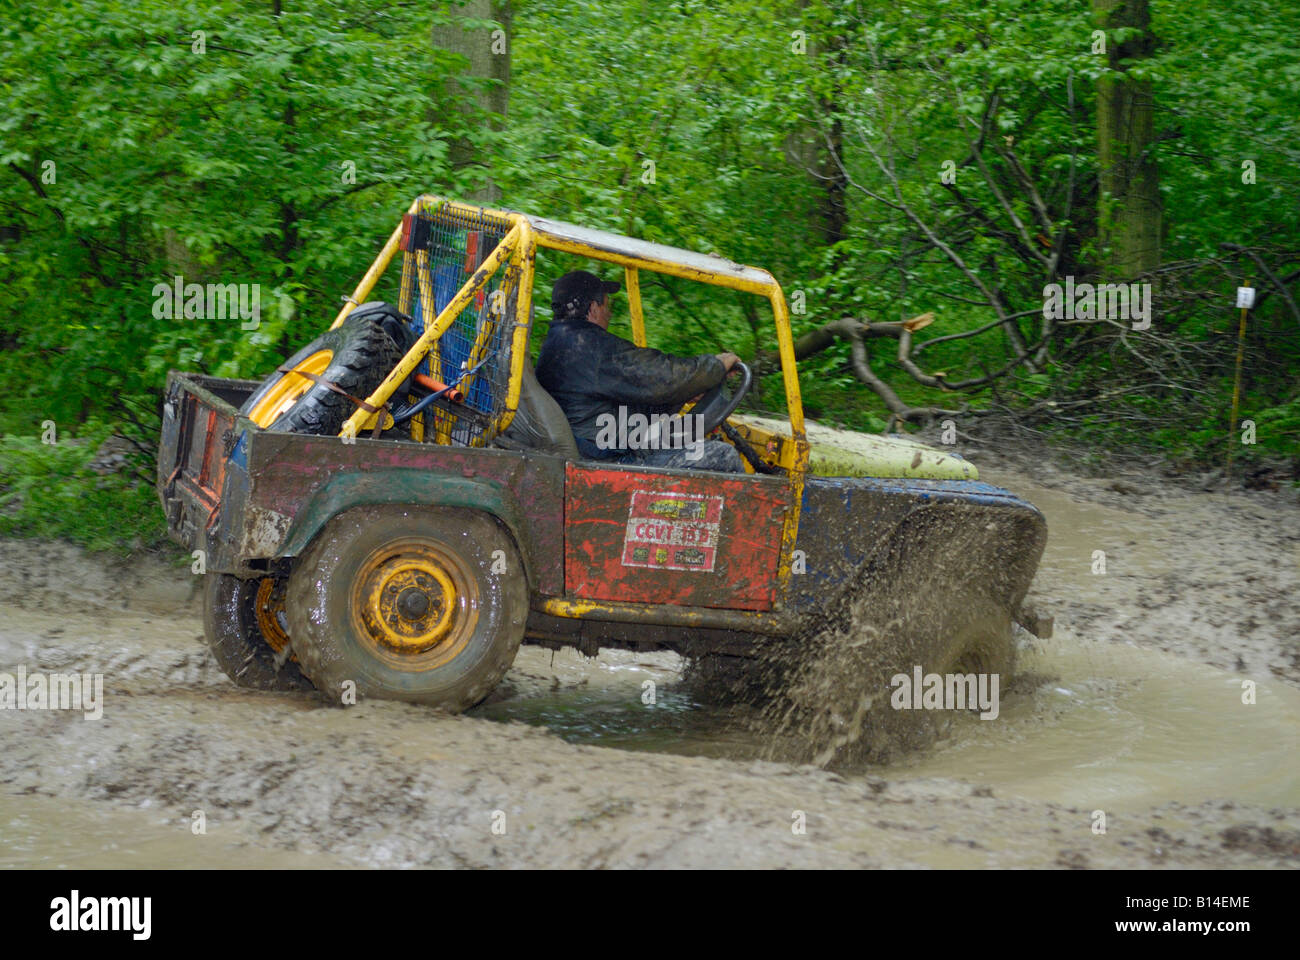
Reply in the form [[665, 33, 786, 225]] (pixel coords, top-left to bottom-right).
[[0, 0, 492, 442], [0, 427, 166, 554], [1, 0, 1297, 555], [1252, 396, 1300, 459]]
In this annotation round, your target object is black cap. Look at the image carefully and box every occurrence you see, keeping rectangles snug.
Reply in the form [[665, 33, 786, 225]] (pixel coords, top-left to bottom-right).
[[551, 270, 621, 320]]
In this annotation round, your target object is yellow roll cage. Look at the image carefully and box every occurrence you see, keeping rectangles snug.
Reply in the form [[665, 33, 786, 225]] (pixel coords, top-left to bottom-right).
[[327, 195, 811, 583], [325, 195, 810, 589], [332, 195, 809, 474]]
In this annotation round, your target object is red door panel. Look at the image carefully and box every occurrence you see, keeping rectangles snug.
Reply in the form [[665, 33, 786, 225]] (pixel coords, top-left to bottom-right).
[[564, 463, 790, 611]]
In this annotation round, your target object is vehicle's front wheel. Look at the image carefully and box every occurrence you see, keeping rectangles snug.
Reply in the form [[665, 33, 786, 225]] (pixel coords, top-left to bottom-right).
[[285, 505, 527, 711], [942, 610, 1018, 682]]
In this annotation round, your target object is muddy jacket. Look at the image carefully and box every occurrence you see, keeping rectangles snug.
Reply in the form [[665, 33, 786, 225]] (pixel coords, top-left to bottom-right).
[[535, 319, 726, 459]]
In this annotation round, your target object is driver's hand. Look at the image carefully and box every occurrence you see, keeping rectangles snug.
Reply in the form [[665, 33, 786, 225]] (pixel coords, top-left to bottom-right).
[[715, 352, 741, 373]]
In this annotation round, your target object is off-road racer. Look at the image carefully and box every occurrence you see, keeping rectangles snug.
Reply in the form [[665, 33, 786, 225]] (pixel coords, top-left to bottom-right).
[[159, 195, 1047, 711]]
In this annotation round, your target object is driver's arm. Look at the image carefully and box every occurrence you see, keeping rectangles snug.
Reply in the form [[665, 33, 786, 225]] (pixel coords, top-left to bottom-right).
[[595, 342, 728, 409]]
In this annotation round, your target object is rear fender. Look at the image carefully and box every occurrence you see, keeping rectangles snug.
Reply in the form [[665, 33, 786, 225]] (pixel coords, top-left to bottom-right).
[[276, 471, 538, 590]]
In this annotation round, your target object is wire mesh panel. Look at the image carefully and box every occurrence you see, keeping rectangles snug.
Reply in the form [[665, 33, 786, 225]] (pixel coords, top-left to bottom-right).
[[398, 198, 520, 446]]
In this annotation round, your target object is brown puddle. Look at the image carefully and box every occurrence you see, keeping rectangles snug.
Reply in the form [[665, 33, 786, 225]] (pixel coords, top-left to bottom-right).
[[888, 633, 1299, 810], [475, 636, 1300, 814]]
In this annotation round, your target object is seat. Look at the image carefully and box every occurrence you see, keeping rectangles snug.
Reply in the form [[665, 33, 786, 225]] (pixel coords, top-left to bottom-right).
[[499, 362, 580, 459]]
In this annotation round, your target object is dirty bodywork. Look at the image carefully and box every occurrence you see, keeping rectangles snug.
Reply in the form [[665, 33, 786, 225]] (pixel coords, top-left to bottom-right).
[[159, 373, 1046, 662]]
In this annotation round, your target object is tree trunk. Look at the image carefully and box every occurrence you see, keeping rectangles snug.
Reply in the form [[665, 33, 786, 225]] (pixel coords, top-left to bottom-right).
[[1094, 0, 1161, 277], [785, 29, 849, 263], [433, 0, 511, 203]]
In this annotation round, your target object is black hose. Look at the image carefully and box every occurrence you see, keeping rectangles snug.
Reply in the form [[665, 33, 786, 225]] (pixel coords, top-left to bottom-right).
[[390, 384, 455, 424]]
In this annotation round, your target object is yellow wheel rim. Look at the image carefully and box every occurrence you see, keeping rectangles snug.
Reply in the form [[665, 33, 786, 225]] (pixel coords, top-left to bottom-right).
[[350, 538, 479, 671], [248, 349, 333, 428], [254, 577, 292, 656]]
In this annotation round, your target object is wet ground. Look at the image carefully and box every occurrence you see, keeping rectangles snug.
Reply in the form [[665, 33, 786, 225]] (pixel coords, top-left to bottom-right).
[[1, 454, 1297, 868]]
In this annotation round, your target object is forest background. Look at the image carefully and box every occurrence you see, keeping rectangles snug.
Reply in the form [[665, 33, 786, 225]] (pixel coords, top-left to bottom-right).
[[2, 0, 1296, 551]]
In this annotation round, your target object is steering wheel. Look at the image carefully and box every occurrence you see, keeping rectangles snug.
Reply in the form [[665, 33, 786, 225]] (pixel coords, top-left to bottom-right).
[[690, 361, 752, 435]]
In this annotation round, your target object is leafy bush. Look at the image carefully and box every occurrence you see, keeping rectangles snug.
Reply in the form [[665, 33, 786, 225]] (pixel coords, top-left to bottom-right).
[[0, 427, 166, 554]]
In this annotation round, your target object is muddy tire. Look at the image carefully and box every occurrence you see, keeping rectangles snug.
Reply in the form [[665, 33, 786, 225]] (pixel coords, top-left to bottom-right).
[[285, 505, 527, 711], [204, 573, 314, 691], [240, 314, 401, 435]]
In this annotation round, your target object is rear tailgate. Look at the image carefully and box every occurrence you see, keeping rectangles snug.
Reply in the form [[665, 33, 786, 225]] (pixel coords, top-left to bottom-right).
[[157, 372, 258, 552]]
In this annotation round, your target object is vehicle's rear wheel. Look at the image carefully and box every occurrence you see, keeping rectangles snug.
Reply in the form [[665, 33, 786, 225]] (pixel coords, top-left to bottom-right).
[[240, 313, 401, 436], [203, 573, 313, 691], [285, 505, 527, 711]]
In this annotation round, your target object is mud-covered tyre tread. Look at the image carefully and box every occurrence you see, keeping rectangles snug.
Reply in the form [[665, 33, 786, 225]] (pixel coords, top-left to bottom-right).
[[203, 573, 314, 691], [240, 313, 402, 437], [285, 506, 527, 712]]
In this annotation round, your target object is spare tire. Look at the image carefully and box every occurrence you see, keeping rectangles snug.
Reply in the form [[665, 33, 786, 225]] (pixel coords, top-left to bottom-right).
[[241, 313, 403, 436]]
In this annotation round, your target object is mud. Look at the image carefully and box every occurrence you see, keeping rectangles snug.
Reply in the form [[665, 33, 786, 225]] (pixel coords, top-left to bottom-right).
[[0, 455, 1297, 869]]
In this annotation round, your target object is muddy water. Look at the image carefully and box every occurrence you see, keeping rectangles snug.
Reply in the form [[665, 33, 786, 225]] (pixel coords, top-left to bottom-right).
[[476, 639, 1300, 814], [896, 635, 1299, 810], [1, 457, 1297, 868]]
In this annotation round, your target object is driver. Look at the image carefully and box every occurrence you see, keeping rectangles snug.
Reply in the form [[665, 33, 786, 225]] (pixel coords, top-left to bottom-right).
[[535, 270, 745, 472]]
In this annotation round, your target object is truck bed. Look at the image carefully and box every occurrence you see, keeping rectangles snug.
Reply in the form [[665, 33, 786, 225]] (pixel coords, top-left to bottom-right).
[[157, 371, 567, 586], [158, 373, 258, 556]]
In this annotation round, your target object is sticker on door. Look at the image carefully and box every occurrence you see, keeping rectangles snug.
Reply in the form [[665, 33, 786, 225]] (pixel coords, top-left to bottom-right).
[[621, 490, 723, 572]]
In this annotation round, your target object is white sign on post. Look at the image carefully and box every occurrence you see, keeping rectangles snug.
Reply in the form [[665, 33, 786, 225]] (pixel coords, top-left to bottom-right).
[[1236, 287, 1255, 310]]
